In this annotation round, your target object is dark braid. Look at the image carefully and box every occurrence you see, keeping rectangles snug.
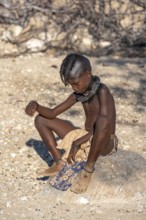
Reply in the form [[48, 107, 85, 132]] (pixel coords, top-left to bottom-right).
[[60, 54, 78, 85], [60, 53, 91, 85]]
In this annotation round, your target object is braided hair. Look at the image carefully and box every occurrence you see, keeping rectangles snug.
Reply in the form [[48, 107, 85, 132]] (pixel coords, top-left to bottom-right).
[[60, 54, 91, 85]]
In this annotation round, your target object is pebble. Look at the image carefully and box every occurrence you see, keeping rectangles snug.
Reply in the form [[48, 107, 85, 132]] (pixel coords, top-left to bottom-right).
[[20, 196, 28, 201], [11, 153, 16, 158], [6, 201, 11, 207], [79, 197, 89, 204], [136, 204, 144, 213]]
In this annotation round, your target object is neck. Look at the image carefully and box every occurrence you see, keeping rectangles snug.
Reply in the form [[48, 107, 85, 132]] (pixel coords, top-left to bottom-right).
[[85, 76, 94, 92], [75, 75, 100, 103]]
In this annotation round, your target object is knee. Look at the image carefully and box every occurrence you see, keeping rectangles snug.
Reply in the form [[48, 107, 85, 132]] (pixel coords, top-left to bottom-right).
[[34, 114, 44, 129]]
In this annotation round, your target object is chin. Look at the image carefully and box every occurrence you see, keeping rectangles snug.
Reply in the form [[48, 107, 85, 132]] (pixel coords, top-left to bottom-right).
[[76, 90, 84, 94]]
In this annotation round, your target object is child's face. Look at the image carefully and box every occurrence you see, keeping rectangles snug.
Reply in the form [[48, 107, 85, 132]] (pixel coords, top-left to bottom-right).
[[67, 71, 92, 93]]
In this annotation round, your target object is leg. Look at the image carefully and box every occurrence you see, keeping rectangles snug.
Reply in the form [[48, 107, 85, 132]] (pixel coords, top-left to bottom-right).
[[100, 134, 118, 156], [71, 114, 116, 194], [35, 114, 76, 176], [35, 114, 76, 160], [70, 169, 93, 194], [70, 134, 117, 193]]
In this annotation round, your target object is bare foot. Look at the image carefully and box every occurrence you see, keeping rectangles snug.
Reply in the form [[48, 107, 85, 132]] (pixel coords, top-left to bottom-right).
[[70, 169, 93, 194], [37, 160, 65, 177]]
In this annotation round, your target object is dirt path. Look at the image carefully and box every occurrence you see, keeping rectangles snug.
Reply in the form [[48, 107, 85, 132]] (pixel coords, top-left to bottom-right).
[[0, 52, 146, 220]]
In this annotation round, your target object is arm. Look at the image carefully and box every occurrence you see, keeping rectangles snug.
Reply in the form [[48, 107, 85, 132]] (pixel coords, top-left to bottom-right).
[[84, 85, 112, 171], [25, 93, 77, 118], [67, 94, 100, 164], [66, 130, 93, 164], [72, 131, 93, 147], [67, 101, 99, 163]]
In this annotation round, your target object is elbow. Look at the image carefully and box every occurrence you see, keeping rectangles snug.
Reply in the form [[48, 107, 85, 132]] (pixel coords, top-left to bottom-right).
[[85, 125, 94, 134], [49, 109, 57, 118], [86, 129, 94, 136]]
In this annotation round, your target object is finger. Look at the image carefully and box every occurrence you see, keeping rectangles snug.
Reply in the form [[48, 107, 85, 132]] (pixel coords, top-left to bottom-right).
[[67, 156, 72, 164], [67, 157, 71, 164], [26, 108, 34, 116], [27, 108, 32, 115], [29, 105, 36, 115], [26, 103, 31, 111], [25, 108, 31, 116], [72, 154, 76, 163], [31, 108, 36, 115]]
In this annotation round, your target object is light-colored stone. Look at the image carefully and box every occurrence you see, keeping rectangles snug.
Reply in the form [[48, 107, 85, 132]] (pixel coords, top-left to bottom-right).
[[10, 25, 23, 37], [71, 27, 94, 52], [25, 38, 45, 51], [98, 41, 111, 48]]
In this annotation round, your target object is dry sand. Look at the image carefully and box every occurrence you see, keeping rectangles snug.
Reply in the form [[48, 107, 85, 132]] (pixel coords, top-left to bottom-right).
[[0, 52, 146, 220]]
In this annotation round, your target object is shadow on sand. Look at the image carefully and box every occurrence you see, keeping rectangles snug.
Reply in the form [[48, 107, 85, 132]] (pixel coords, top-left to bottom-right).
[[94, 148, 146, 186], [25, 138, 65, 181], [26, 138, 146, 186], [95, 57, 146, 113]]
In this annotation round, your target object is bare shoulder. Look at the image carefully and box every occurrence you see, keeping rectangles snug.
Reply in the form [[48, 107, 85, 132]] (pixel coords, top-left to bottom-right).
[[68, 92, 77, 102], [98, 83, 111, 98], [97, 83, 115, 116]]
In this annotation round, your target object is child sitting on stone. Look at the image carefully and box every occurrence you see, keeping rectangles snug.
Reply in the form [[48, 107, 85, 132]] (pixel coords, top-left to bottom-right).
[[25, 53, 117, 194]]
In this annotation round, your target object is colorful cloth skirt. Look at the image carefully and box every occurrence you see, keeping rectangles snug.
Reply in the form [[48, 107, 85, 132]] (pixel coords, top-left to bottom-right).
[[49, 161, 86, 191]]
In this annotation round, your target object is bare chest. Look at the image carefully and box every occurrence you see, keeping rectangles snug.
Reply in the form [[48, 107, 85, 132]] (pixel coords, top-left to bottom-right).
[[82, 95, 99, 120]]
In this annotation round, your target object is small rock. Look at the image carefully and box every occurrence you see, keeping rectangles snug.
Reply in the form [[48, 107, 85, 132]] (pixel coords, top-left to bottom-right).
[[136, 204, 144, 213], [6, 201, 11, 207], [78, 197, 89, 204], [20, 196, 28, 201], [11, 153, 16, 158]]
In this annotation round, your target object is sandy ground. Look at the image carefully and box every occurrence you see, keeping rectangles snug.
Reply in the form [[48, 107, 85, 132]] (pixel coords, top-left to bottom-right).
[[0, 52, 146, 220]]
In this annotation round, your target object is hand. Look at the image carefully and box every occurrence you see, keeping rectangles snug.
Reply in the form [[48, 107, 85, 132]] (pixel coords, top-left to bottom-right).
[[67, 141, 80, 164], [25, 100, 39, 116]]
